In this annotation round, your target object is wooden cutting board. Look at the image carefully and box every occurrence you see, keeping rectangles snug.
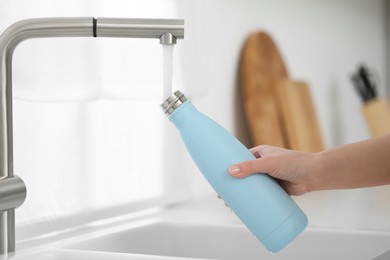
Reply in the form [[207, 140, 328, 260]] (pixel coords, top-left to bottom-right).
[[239, 32, 324, 152], [239, 32, 288, 148], [274, 80, 324, 152]]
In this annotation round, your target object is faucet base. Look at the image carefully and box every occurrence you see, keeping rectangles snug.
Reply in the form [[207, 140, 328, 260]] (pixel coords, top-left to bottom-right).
[[0, 210, 15, 255], [0, 176, 26, 255]]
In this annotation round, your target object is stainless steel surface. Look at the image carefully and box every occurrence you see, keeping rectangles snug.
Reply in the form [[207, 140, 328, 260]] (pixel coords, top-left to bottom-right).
[[0, 210, 14, 255], [0, 176, 26, 212], [161, 90, 187, 115], [0, 17, 184, 256], [160, 33, 177, 45], [96, 18, 184, 39]]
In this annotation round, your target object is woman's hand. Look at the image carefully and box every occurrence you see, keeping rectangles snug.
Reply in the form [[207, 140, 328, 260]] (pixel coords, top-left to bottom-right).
[[228, 145, 318, 195], [228, 134, 390, 195]]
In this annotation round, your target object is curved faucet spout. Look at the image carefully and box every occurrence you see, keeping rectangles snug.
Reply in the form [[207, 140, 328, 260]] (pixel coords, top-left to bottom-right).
[[0, 17, 184, 256], [0, 18, 93, 180]]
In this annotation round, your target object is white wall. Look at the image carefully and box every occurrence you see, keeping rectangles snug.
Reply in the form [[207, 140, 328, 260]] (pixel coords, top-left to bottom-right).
[[0, 0, 388, 231]]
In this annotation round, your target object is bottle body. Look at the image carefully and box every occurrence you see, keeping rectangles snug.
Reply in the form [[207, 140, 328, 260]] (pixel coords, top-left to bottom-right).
[[164, 95, 307, 252]]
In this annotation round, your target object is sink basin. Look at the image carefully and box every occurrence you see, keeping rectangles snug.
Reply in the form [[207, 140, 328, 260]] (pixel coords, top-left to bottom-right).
[[66, 221, 390, 260], [10, 249, 171, 260]]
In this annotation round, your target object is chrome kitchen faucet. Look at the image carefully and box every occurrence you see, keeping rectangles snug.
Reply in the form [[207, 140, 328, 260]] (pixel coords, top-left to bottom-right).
[[0, 17, 184, 256]]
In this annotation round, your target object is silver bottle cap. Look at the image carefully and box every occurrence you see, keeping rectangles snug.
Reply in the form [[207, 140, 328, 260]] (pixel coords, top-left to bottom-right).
[[161, 90, 187, 115]]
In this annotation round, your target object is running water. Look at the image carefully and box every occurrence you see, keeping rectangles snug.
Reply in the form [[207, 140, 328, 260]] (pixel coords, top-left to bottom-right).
[[162, 44, 174, 99]]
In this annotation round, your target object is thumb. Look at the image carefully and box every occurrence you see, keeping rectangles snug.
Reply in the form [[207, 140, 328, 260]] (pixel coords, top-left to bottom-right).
[[228, 157, 276, 178]]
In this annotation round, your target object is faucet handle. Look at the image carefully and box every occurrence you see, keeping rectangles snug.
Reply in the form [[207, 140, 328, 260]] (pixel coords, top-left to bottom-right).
[[0, 176, 26, 213]]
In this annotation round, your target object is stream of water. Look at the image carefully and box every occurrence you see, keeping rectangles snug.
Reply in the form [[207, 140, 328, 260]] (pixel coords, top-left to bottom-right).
[[162, 44, 174, 99]]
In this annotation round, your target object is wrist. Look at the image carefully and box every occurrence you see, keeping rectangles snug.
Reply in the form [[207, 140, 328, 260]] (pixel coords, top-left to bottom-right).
[[304, 151, 327, 192]]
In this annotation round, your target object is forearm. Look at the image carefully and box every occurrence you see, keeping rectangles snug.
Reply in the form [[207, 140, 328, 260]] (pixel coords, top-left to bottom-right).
[[312, 134, 390, 191]]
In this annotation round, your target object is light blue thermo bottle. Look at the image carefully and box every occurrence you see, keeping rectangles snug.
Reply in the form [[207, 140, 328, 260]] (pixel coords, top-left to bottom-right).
[[161, 91, 308, 253]]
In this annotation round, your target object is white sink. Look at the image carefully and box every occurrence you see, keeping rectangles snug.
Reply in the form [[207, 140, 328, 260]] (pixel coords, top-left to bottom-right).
[[10, 198, 390, 260], [65, 221, 390, 260], [10, 249, 171, 260]]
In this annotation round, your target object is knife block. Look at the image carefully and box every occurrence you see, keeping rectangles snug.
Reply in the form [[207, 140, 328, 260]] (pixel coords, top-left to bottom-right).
[[362, 98, 390, 137]]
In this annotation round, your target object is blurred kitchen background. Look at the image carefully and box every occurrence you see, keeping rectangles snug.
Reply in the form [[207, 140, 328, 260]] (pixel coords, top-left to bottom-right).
[[0, 0, 389, 237]]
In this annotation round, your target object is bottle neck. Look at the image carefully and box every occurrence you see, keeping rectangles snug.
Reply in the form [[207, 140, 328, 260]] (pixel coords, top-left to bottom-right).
[[161, 90, 187, 115]]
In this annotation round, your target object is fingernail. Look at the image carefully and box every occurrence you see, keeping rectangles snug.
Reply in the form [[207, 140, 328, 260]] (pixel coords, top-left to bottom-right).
[[229, 165, 241, 175]]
